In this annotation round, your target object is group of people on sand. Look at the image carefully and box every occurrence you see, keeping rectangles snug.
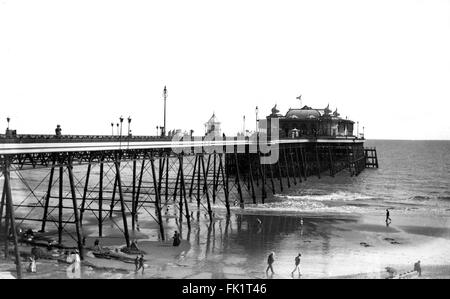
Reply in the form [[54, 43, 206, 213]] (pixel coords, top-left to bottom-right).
[[132, 230, 180, 275], [134, 254, 145, 274], [265, 252, 302, 278]]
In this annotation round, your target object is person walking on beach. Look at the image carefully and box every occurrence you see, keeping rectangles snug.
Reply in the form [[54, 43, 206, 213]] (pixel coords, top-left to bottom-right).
[[134, 255, 139, 273], [266, 252, 275, 275], [172, 231, 181, 247], [414, 260, 422, 277], [138, 254, 145, 274], [291, 253, 302, 277], [385, 209, 391, 225]]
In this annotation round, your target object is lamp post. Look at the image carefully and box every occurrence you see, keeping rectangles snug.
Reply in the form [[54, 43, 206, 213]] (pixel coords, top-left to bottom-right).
[[127, 116, 132, 136], [163, 86, 167, 137], [357, 121, 359, 137], [119, 116, 124, 138], [363, 126, 365, 138], [6, 117, 10, 130], [116, 123, 119, 135], [255, 106, 259, 133], [156, 126, 159, 137], [111, 122, 114, 136]]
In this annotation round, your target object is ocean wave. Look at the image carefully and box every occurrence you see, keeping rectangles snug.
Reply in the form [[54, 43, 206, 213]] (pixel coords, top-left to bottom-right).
[[410, 195, 431, 201], [275, 191, 374, 202], [438, 196, 450, 201], [241, 199, 363, 214]]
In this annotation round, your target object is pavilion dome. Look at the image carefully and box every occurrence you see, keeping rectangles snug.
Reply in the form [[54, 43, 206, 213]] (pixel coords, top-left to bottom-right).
[[285, 108, 322, 120]]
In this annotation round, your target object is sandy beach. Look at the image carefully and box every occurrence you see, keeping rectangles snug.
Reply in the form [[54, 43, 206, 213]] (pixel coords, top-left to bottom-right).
[[1, 203, 449, 279]]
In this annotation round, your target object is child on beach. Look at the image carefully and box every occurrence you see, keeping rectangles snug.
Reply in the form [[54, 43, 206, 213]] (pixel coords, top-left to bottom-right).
[[27, 256, 36, 273]]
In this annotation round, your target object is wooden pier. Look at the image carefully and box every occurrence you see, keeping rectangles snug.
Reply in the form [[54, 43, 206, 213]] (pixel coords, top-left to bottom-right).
[[0, 134, 377, 278]]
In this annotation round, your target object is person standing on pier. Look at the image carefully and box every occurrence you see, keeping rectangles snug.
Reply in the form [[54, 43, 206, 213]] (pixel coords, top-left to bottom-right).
[[385, 209, 392, 225], [291, 253, 302, 277], [266, 252, 275, 276], [55, 124, 62, 137]]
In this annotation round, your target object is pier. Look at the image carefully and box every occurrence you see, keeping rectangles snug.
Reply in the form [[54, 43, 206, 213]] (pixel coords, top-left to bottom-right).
[[0, 104, 377, 279]]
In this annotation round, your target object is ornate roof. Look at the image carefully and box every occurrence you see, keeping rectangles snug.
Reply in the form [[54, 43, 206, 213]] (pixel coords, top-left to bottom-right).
[[285, 108, 322, 120]]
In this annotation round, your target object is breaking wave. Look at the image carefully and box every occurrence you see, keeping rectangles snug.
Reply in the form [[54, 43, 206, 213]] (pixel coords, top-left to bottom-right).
[[275, 191, 375, 202]]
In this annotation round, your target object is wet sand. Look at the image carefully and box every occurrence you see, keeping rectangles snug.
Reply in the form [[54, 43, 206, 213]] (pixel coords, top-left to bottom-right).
[[1, 205, 450, 279]]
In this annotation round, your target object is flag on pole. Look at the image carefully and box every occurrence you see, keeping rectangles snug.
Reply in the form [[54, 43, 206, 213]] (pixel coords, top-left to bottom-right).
[[296, 94, 302, 108]]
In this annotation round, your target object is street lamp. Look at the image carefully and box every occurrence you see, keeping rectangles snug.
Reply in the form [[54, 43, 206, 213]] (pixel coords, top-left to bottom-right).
[[255, 106, 259, 133], [6, 117, 10, 130], [119, 116, 124, 138], [116, 123, 119, 135], [156, 126, 159, 137], [127, 116, 132, 136], [163, 86, 167, 137], [111, 122, 114, 136]]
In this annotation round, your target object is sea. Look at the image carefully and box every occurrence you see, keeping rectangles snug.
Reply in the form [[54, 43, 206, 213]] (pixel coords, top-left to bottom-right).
[[244, 139, 450, 216]]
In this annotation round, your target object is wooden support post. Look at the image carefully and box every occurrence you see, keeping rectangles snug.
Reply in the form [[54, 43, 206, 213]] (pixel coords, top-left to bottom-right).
[[41, 159, 55, 232], [258, 155, 266, 204], [173, 164, 181, 201], [165, 154, 169, 204], [79, 159, 91, 226], [179, 155, 191, 229], [277, 160, 284, 192], [178, 158, 184, 224], [248, 155, 256, 204], [234, 153, 244, 208], [219, 154, 230, 216], [300, 147, 307, 180], [295, 147, 303, 183], [189, 155, 198, 198], [348, 145, 354, 177], [3, 184, 9, 258], [289, 149, 297, 185], [131, 158, 136, 230], [269, 163, 276, 194], [158, 155, 165, 199], [2, 159, 22, 279], [98, 157, 104, 236], [109, 167, 118, 217], [67, 157, 84, 259], [197, 154, 201, 207], [58, 166, 63, 245], [200, 154, 213, 221], [212, 153, 217, 204], [283, 148, 291, 188], [135, 158, 145, 221], [150, 156, 165, 241], [0, 180, 5, 229], [114, 156, 130, 247], [315, 145, 321, 179], [328, 146, 335, 177]]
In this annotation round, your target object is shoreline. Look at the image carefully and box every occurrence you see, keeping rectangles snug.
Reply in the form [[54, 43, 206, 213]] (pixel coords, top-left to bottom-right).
[[1, 206, 449, 279]]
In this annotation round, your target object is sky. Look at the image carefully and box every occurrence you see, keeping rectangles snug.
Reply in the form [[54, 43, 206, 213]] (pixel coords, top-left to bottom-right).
[[0, 0, 449, 140]]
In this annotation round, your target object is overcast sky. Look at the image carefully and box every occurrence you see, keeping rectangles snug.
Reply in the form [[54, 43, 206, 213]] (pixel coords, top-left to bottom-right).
[[1, 0, 449, 139]]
